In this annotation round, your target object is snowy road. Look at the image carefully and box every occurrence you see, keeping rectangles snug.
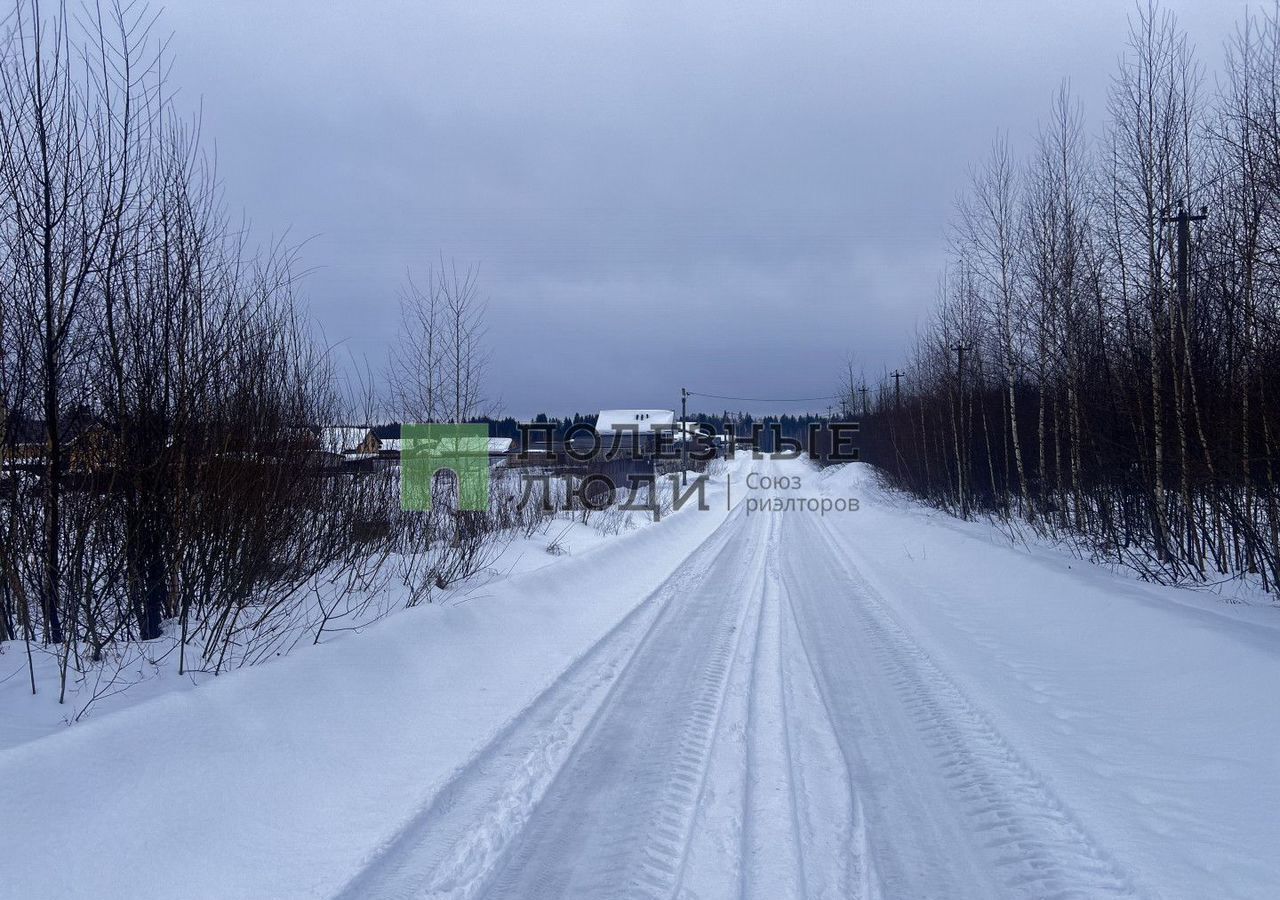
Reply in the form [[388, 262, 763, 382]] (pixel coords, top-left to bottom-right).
[[6, 459, 1277, 899], [335, 464, 1151, 899]]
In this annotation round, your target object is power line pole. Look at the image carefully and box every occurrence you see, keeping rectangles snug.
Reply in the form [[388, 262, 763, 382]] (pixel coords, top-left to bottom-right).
[[680, 387, 688, 486], [1161, 205, 1208, 320], [952, 345, 972, 399], [858, 386, 868, 418], [889, 370, 904, 412], [952, 345, 972, 517]]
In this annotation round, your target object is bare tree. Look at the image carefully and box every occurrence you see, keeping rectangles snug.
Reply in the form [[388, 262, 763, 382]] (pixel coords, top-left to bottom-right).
[[392, 259, 490, 424], [856, 1, 1280, 591]]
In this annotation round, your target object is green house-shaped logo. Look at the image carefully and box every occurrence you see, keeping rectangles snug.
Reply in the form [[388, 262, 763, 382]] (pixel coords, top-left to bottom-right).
[[401, 423, 490, 511]]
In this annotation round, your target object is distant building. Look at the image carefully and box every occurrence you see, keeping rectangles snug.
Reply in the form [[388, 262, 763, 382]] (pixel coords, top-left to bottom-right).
[[368, 423, 402, 458], [320, 426, 375, 456], [1, 416, 49, 465], [319, 424, 401, 468], [1, 410, 107, 471], [594, 409, 675, 434], [586, 409, 676, 458]]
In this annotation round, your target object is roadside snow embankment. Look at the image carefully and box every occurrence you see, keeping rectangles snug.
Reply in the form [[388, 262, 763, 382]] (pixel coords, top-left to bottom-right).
[[0, 461, 745, 900], [817, 463, 1280, 900]]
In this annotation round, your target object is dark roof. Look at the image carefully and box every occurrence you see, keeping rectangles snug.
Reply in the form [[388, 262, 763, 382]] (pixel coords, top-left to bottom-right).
[[4, 419, 46, 445], [3, 409, 101, 446]]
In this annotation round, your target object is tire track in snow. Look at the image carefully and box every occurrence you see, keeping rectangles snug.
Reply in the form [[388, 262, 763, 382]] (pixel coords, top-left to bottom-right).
[[677, 496, 872, 900], [678, 501, 878, 900], [672, 528, 763, 900], [622, 520, 770, 900], [777, 567, 882, 900], [474, 503, 772, 899], [803, 512, 1141, 899], [670, 535, 757, 900], [333, 501, 757, 900], [740, 548, 805, 900]]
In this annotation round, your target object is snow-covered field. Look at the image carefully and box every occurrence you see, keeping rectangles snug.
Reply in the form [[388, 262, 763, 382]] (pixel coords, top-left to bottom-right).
[[2, 458, 1278, 899]]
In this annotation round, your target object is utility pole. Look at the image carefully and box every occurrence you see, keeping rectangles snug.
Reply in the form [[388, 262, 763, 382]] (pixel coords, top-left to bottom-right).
[[952, 345, 972, 517], [889, 370, 905, 412], [680, 387, 688, 486], [1161, 206, 1207, 319], [952, 345, 972, 399], [858, 386, 869, 418]]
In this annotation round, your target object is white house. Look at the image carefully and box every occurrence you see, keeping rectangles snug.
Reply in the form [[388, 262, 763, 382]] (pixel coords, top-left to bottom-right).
[[594, 409, 675, 434]]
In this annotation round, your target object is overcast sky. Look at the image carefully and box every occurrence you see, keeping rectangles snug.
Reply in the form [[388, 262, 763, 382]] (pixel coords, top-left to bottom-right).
[[162, 0, 1239, 418]]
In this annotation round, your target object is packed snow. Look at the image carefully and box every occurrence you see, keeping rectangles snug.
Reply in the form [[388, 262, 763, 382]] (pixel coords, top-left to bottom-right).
[[2, 459, 1278, 898]]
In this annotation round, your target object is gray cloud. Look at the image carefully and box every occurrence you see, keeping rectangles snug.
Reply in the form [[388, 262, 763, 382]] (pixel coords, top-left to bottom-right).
[[161, 0, 1237, 416]]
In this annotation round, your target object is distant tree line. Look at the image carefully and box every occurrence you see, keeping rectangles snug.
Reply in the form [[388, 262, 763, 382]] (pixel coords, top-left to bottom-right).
[[485, 415, 597, 443], [854, 2, 1280, 592]]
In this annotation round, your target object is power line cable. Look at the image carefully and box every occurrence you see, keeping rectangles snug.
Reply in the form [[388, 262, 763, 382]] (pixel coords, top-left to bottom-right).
[[687, 390, 840, 403]]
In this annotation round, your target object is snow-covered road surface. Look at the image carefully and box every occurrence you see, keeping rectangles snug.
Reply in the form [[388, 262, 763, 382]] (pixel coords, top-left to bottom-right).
[[4, 459, 1278, 899], [333, 461, 1277, 899], [779, 507, 1130, 899]]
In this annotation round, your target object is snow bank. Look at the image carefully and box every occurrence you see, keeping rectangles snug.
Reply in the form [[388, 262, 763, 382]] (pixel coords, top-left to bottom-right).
[[0, 462, 745, 900], [820, 462, 1280, 899]]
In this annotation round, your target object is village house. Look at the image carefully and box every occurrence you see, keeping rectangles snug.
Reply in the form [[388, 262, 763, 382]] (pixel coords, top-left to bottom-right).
[[586, 409, 676, 458], [0, 409, 112, 472]]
